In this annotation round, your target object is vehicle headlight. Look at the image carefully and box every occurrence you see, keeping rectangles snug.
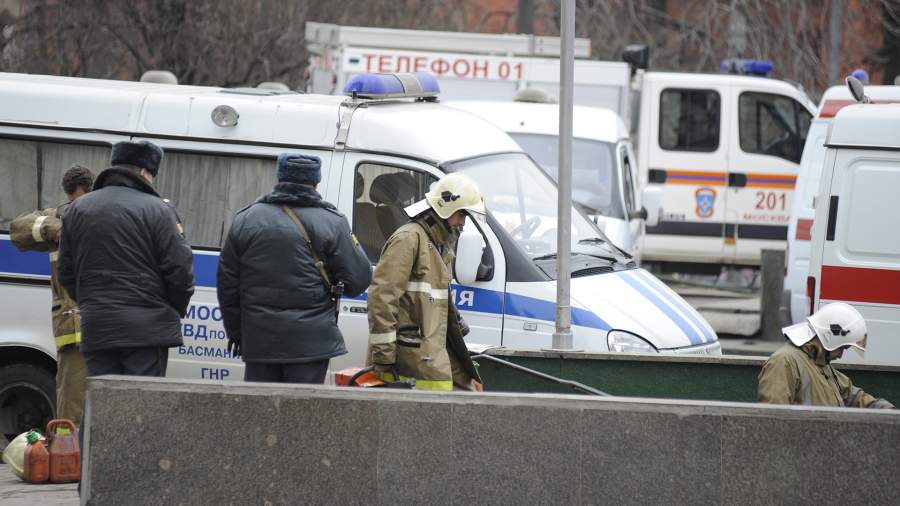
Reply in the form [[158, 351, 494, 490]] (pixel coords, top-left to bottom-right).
[[606, 330, 658, 353]]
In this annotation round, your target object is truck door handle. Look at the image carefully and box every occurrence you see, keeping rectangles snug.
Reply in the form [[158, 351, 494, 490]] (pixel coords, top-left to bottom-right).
[[728, 173, 747, 187], [648, 169, 667, 184], [826, 196, 839, 241]]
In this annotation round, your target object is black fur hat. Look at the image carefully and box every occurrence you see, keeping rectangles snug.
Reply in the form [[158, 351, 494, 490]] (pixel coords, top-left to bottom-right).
[[111, 140, 164, 175], [276, 153, 321, 185]]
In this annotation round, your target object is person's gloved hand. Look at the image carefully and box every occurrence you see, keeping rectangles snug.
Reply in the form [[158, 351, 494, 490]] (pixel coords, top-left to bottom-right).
[[457, 312, 470, 337], [227, 337, 241, 358]]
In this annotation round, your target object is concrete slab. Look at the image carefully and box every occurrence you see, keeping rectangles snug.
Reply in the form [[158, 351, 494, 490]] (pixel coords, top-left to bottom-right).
[[0, 464, 78, 506]]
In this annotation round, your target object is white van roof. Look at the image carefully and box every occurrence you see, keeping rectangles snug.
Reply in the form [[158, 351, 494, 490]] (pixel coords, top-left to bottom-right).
[[448, 100, 628, 143], [828, 103, 900, 149], [0, 72, 520, 164], [817, 84, 900, 118]]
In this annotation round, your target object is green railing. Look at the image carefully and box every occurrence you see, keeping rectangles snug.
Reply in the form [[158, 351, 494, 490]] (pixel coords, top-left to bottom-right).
[[477, 349, 900, 406]]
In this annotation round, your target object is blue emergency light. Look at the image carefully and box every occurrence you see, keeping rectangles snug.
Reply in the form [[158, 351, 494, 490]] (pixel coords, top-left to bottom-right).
[[720, 58, 774, 77], [343, 72, 440, 100]]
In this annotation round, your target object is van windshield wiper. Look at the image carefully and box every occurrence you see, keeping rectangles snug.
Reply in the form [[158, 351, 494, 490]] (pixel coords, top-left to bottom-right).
[[532, 251, 618, 263], [577, 237, 607, 245]]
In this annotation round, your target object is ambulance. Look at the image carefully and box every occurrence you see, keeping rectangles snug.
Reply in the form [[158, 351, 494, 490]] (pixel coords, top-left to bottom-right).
[[784, 84, 900, 323], [0, 71, 719, 439], [305, 23, 818, 270], [448, 97, 661, 261], [807, 94, 900, 365]]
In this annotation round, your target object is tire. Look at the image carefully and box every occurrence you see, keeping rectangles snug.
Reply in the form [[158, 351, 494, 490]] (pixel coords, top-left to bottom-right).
[[0, 364, 56, 443]]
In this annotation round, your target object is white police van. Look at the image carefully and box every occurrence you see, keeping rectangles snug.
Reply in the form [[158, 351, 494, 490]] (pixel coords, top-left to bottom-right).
[[448, 98, 662, 262], [784, 84, 900, 323], [0, 71, 719, 437]]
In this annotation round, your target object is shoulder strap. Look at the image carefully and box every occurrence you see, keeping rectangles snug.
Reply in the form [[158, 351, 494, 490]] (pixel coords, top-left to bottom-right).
[[281, 205, 333, 290]]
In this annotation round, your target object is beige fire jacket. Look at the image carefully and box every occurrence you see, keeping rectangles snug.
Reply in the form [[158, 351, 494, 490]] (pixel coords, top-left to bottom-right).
[[367, 210, 474, 391], [10, 204, 81, 350], [758, 343, 894, 409]]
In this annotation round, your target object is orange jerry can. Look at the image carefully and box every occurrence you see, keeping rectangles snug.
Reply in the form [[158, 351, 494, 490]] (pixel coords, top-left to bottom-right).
[[24, 431, 50, 483], [46, 419, 80, 483]]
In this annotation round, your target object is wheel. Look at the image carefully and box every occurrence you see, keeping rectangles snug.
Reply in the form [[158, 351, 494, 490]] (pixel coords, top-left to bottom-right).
[[0, 364, 56, 443]]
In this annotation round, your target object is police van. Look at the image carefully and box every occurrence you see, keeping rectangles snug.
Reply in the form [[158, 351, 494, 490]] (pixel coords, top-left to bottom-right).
[[0, 71, 719, 438], [807, 97, 900, 365], [448, 97, 661, 261], [784, 84, 900, 323]]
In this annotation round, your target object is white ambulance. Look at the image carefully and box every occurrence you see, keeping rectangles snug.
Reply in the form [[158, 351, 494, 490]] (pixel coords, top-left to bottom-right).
[[808, 97, 900, 364], [448, 98, 661, 261], [0, 71, 719, 439], [306, 23, 817, 271], [784, 84, 900, 323]]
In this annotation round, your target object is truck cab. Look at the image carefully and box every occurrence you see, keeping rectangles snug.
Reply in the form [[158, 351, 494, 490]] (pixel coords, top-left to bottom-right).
[[635, 69, 815, 268]]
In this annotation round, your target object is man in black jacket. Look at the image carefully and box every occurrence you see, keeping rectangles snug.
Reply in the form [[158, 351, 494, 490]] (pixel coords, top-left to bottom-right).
[[217, 153, 371, 384], [59, 140, 194, 377]]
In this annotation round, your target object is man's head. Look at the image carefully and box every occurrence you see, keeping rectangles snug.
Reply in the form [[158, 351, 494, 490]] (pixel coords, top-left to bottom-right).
[[276, 153, 321, 188], [110, 140, 164, 183], [404, 173, 486, 233], [61, 165, 94, 202], [783, 302, 868, 362]]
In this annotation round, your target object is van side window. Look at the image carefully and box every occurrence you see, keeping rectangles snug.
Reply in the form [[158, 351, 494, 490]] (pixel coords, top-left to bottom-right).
[[659, 89, 721, 152], [155, 152, 276, 248], [353, 163, 437, 263], [621, 148, 637, 214], [739, 92, 812, 164], [0, 138, 110, 231]]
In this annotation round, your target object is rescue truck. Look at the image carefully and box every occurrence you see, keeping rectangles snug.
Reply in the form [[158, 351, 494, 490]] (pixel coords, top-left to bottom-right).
[[0, 71, 719, 440], [305, 22, 817, 270], [807, 85, 900, 365], [784, 84, 900, 323]]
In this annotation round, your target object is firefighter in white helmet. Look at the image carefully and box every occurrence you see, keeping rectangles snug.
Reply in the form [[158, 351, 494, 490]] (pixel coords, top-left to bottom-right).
[[758, 302, 894, 408], [367, 172, 485, 391]]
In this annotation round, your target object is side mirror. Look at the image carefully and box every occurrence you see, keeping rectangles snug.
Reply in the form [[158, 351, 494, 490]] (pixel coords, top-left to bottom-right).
[[846, 76, 870, 104], [455, 229, 485, 285], [641, 186, 663, 227], [622, 44, 650, 70]]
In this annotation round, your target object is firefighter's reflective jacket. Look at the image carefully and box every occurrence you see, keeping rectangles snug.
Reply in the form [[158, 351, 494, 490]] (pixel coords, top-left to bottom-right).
[[758, 343, 895, 408], [11, 204, 81, 349], [367, 210, 477, 391]]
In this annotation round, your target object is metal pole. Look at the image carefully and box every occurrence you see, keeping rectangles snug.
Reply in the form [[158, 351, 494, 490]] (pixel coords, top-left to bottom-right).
[[829, 0, 843, 85], [552, 0, 575, 350], [517, 0, 534, 34]]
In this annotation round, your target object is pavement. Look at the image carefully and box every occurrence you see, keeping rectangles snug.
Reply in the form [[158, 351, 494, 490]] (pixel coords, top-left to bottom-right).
[[0, 464, 78, 505]]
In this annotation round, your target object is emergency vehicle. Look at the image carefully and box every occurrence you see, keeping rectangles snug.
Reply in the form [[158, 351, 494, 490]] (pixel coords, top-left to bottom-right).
[[784, 84, 900, 323], [808, 98, 900, 365], [0, 71, 719, 440], [305, 23, 817, 270], [448, 98, 661, 261]]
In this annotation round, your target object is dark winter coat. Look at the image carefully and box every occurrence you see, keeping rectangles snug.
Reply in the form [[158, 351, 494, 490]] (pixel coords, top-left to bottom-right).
[[58, 167, 195, 352], [216, 183, 372, 363]]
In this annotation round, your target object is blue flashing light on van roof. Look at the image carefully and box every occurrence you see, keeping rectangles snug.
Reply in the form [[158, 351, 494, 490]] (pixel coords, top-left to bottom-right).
[[720, 58, 774, 77], [343, 72, 440, 100]]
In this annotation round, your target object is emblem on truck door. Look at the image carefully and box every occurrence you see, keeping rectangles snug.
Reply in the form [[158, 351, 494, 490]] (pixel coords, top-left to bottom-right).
[[695, 187, 717, 218]]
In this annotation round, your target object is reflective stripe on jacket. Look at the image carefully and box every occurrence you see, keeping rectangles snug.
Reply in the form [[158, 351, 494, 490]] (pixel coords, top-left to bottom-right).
[[368, 211, 456, 391], [758, 343, 895, 409], [10, 205, 81, 350]]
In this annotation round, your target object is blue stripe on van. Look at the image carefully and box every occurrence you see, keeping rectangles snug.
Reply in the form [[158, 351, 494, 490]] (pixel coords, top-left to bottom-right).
[[0, 238, 50, 277], [634, 269, 716, 343], [2, 237, 611, 332], [618, 270, 703, 346]]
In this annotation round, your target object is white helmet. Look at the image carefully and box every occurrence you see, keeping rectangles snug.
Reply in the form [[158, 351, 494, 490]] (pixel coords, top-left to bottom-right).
[[404, 172, 486, 220], [783, 302, 867, 352]]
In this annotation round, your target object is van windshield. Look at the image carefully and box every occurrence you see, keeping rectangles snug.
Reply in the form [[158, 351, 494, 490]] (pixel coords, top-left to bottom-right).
[[509, 133, 624, 219], [449, 153, 627, 262]]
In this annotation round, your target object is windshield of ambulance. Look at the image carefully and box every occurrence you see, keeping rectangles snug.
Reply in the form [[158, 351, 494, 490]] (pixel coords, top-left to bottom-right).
[[449, 153, 626, 262], [509, 133, 624, 219]]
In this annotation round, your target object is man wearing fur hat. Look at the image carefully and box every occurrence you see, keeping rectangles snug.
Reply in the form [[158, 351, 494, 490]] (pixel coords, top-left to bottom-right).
[[217, 153, 371, 383], [59, 140, 194, 377]]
